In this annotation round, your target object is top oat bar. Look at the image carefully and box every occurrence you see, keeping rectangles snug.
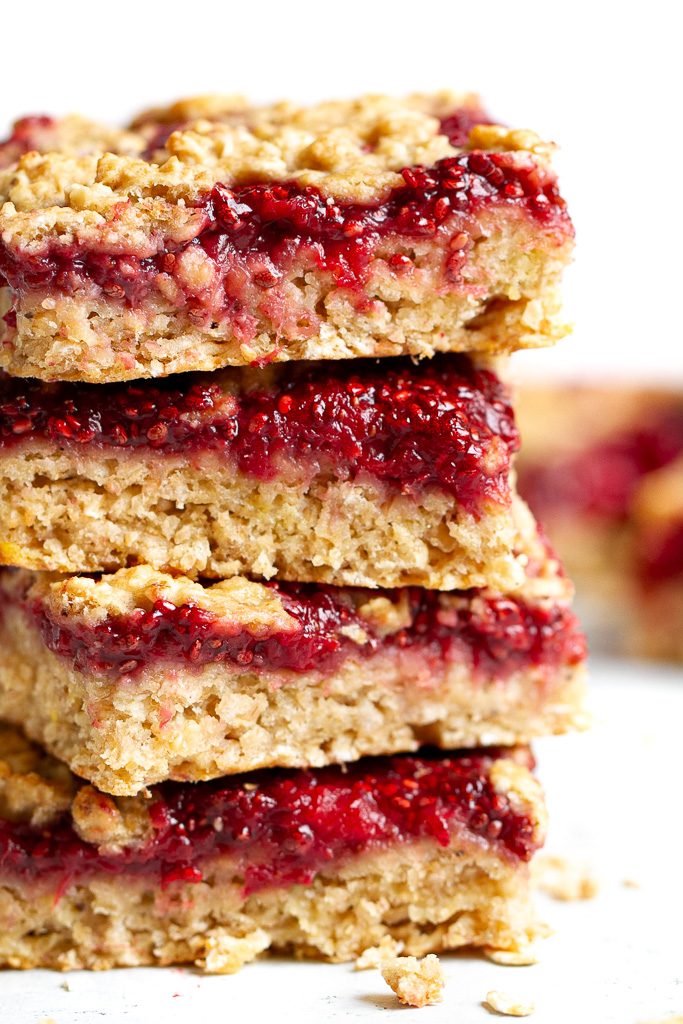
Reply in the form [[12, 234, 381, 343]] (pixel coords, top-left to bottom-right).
[[0, 93, 574, 383]]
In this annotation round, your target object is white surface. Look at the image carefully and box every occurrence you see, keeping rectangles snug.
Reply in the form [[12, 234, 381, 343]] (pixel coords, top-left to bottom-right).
[[2, 657, 682, 1023], [0, 0, 681, 382]]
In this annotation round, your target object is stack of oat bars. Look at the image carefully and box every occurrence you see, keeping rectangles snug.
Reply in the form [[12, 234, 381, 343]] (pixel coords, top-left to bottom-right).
[[0, 94, 586, 971]]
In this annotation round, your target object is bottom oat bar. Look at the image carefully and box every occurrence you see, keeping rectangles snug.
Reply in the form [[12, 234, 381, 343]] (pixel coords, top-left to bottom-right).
[[0, 727, 545, 971]]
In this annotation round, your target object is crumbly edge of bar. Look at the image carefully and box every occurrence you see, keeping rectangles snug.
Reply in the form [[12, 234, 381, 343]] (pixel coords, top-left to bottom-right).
[[0, 838, 542, 971], [0, 447, 534, 589], [0, 217, 570, 382], [0, 601, 586, 793]]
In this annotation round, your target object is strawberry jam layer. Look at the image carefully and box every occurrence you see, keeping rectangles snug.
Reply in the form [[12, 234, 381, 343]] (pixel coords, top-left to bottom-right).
[[520, 410, 683, 522], [24, 579, 586, 680], [0, 356, 518, 507], [0, 148, 571, 308], [0, 750, 539, 892], [637, 521, 683, 585]]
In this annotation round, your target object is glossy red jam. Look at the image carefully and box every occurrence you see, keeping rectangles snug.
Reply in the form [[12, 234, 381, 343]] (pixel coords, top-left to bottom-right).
[[520, 410, 683, 522], [0, 147, 570, 306], [0, 356, 518, 506], [637, 521, 683, 585], [0, 750, 539, 893], [25, 578, 585, 680]]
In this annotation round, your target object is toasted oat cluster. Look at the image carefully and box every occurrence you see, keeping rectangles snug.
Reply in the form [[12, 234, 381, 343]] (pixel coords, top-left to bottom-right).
[[0, 93, 573, 382]]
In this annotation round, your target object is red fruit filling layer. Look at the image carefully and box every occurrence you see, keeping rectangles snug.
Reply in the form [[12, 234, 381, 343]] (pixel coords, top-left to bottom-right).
[[23, 579, 585, 680], [520, 410, 683, 522], [0, 750, 539, 892], [0, 356, 518, 507], [0, 147, 571, 313], [637, 521, 683, 585]]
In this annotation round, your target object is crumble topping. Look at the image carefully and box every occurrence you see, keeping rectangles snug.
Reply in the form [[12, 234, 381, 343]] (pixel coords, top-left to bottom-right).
[[0, 93, 552, 219], [381, 954, 445, 1007], [20, 566, 299, 634], [71, 785, 152, 853]]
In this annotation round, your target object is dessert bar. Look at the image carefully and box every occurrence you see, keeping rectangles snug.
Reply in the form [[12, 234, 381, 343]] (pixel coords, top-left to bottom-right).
[[0, 94, 573, 383], [0, 540, 586, 794], [0, 355, 528, 589], [0, 726, 545, 971]]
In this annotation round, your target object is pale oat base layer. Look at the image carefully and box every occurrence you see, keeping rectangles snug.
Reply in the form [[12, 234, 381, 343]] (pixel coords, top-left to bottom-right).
[[0, 600, 586, 794], [0, 840, 540, 971], [0, 445, 531, 589], [0, 230, 567, 383]]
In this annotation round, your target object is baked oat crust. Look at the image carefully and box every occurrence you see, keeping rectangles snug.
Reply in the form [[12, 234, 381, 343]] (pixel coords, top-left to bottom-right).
[[0, 727, 545, 971], [0, 93, 572, 382]]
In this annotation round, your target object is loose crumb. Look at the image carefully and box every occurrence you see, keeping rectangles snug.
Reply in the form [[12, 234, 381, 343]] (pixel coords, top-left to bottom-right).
[[381, 954, 445, 1008], [484, 945, 538, 966], [485, 990, 535, 1016], [623, 878, 641, 890], [60, 979, 71, 991], [533, 854, 599, 901], [355, 936, 404, 970]]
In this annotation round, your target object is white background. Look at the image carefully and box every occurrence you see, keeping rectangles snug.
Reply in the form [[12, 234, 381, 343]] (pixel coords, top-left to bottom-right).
[[0, 0, 681, 382]]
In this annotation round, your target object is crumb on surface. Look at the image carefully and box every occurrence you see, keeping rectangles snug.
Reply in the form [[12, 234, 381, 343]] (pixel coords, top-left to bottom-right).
[[485, 990, 535, 1016], [532, 854, 598, 901], [354, 936, 404, 970], [622, 878, 641, 890], [381, 954, 444, 1008], [484, 944, 539, 966]]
